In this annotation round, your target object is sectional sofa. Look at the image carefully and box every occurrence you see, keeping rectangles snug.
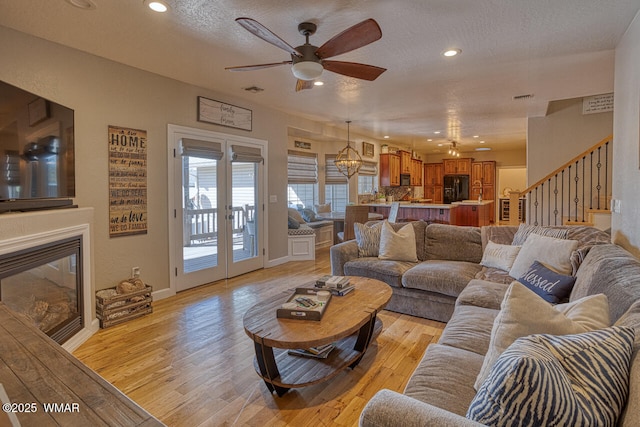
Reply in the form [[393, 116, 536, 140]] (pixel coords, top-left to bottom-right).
[[331, 222, 640, 426]]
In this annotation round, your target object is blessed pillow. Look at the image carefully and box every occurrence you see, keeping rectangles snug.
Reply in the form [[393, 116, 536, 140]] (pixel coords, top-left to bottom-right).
[[474, 281, 610, 390], [511, 223, 569, 246], [354, 221, 383, 257], [314, 203, 331, 213], [378, 221, 418, 262], [517, 260, 576, 304], [287, 208, 306, 224], [467, 326, 635, 426], [509, 233, 578, 279], [480, 241, 521, 271]]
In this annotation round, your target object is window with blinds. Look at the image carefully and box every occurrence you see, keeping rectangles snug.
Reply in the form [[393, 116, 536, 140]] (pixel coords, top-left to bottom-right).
[[287, 150, 318, 208], [358, 161, 378, 194], [325, 154, 348, 211]]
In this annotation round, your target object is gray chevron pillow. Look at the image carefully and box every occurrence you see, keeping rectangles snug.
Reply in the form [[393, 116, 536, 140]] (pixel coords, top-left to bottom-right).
[[354, 221, 383, 257]]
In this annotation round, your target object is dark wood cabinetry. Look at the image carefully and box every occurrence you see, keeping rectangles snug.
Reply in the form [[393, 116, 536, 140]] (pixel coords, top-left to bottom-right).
[[424, 163, 443, 203], [380, 153, 401, 186], [443, 158, 472, 175], [471, 161, 496, 223]]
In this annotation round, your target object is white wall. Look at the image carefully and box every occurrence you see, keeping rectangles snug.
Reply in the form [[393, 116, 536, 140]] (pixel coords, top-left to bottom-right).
[[612, 12, 640, 257], [0, 25, 325, 293], [497, 167, 527, 198], [528, 98, 613, 185]]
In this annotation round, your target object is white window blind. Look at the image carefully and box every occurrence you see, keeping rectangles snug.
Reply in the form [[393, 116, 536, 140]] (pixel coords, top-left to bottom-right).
[[325, 155, 348, 184], [231, 145, 263, 163], [181, 138, 224, 160], [287, 150, 318, 184], [358, 161, 378, 176]]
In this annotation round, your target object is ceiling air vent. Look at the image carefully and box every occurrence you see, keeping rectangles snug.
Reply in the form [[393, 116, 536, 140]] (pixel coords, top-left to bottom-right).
[[513, 94, 534, 100]]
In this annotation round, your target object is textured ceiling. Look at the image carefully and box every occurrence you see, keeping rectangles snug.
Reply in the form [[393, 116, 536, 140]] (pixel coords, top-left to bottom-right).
[[0, 0, 637, 154]]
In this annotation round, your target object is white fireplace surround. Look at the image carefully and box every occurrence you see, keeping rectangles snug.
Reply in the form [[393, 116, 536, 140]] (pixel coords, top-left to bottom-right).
[[0, 207, 96, 352]]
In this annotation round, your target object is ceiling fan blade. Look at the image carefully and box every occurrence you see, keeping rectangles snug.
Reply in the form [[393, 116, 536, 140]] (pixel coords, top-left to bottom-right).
[[236, 18, 301, 57], [225, 61, 292, 72], [295, 80, 314, 92], [322, 61, 386, 81], [315, 19, 382, 59]]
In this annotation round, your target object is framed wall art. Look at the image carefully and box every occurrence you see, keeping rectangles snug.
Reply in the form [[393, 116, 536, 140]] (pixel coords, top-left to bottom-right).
[[197, 96, 252, 131], [362, 141, 374, 157]]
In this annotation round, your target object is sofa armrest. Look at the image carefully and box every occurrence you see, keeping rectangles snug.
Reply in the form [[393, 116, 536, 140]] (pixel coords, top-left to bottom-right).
[[359, 389, 485, 427], [330, 240, 359, 275]]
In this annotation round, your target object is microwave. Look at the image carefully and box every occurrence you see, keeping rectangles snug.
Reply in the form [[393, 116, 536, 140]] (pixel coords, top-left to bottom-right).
[[400, 174, 411, 186]]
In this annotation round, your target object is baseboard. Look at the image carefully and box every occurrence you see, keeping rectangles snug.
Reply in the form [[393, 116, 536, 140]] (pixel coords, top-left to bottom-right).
[[63, 318, 100, 353], [266, 255, 290, 268], [152, 287, 176, 302]]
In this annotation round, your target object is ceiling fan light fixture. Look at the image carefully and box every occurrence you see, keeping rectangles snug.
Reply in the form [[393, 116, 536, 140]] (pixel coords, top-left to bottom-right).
[[291, 61, 323, 81]]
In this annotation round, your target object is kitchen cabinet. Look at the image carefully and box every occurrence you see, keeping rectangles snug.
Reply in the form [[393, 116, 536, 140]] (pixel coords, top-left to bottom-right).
[[443, 158, 472, 175], [380, 153, 401, 187], [471, 161, 496, 223], [410, 158, 423, 186], [399, 150, 412, 174], [424, 163, 443, 203], [454, 202, 493, 227]]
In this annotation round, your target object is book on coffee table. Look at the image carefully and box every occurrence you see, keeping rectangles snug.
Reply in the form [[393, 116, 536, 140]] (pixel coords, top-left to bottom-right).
[[315, 275, 350, 289], [288, 343, 335, 359]]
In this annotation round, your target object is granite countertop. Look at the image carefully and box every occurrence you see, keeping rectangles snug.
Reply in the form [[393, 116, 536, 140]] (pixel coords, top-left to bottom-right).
[[366, 202, 457, 209], [451, 200, 495, 206]]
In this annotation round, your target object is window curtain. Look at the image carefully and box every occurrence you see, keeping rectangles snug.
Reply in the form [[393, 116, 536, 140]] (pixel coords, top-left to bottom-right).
[[287, 150, 318, 184], [358, 161, 378, 176], [325, 154, 348, 184], [231, 145, 263, 163], [180, 138, 224, 160]]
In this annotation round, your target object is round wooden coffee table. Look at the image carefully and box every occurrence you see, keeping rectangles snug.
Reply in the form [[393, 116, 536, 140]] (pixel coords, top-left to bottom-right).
[[243, 276, 392, 396]]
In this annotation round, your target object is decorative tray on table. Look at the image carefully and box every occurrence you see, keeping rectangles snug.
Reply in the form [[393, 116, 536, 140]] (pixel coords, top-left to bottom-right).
[[276, 288, 332, 321]]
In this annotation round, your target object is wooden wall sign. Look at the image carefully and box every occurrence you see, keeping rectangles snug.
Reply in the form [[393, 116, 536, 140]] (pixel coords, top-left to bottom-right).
[[197, 96, 252, 131], [108, 125, 147, 237]]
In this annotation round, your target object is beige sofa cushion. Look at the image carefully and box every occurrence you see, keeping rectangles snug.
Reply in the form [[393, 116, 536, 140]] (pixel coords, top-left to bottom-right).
[[474, 281, 610, 389]]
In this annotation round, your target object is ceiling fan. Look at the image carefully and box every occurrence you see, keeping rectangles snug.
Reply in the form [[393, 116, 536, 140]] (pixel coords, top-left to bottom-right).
[[225, 18, 386, 91]]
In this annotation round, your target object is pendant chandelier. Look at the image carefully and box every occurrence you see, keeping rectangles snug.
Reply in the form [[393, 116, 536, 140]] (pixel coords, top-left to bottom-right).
[[448, 141, 461, 157], [334, 120, 363, 178]]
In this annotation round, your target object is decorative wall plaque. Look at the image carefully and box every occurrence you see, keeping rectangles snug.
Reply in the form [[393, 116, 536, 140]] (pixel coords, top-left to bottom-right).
[[108, 125, 147, 237], [197, 96, 252, 131]]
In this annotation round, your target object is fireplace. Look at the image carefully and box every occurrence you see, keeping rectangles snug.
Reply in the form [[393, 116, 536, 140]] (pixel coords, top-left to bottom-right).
[[0, 207, 95, 351], [0, 236, 83, 344]]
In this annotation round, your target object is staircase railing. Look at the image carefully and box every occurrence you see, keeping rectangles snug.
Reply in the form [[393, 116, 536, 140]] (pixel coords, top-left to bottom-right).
[[510, 135, 612, 226]]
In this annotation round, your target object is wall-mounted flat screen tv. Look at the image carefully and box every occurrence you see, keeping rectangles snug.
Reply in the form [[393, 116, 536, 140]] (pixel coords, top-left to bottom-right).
[[0, 80, 75, 212]]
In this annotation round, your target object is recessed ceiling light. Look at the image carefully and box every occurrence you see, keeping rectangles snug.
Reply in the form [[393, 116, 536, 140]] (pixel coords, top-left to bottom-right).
[[65, 0, 96, 9], [480, 140, 485, 144], [473, 135, 479, 138], [384, 135, 390, 139], [475, 147, 491, 151], [427, 139, 433, 142], [443, 48, 461, 57], [145, 0, 169, 12], [434, 131, 441, 134], [313, 81, 324, 86], [437, 143, 443, 146]]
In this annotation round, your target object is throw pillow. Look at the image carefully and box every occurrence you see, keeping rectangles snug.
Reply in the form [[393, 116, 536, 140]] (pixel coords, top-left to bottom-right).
[[314, 203, 331, 213], [480, 241, 521, 271], [287, 215, 300, 229], [287, 208, 306, 224], [378, 221, 418, 262], [517, 260, 576, 304], [474, 281, 610, 390], [467, 326, 635, 427], [299, 208, 318, 222], [511, 223, 569, 246], [354, 221, 383, 257], [509, 233, 578, 279]]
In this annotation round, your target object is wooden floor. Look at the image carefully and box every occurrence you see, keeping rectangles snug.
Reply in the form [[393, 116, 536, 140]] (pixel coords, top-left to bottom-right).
[[73, 248, 445, 426]]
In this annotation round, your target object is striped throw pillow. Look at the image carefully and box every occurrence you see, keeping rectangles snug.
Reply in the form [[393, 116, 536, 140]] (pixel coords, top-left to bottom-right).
[[467, 326, 635, 426], [511, 223, 569, 246], [354, 221, 383, 257]]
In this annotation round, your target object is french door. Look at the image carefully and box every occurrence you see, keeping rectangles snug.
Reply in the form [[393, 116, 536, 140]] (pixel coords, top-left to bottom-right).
[[168, 125, 265, 292]]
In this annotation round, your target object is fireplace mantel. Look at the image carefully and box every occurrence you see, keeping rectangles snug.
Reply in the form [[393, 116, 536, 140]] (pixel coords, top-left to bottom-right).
[[0, 207, 96, 351]]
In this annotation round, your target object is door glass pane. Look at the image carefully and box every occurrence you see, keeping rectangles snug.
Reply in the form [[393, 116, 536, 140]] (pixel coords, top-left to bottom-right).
[[231, 161, 257, 262], [182, 155, 219, 273]]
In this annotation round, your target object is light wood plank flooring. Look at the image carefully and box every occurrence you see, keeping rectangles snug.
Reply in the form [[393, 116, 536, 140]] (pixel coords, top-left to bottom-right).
[[74, 248, 445, 426]]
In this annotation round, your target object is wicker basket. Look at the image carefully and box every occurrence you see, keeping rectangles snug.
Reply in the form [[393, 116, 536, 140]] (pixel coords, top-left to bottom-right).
[[96, 285, 153, 328]]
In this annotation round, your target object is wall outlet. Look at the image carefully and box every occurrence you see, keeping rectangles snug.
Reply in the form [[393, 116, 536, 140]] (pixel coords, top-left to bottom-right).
[[132, 266, 140, 278]]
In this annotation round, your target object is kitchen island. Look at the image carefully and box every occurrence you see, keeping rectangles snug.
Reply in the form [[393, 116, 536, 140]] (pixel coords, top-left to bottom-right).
[[366, 200, 494, 226]]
